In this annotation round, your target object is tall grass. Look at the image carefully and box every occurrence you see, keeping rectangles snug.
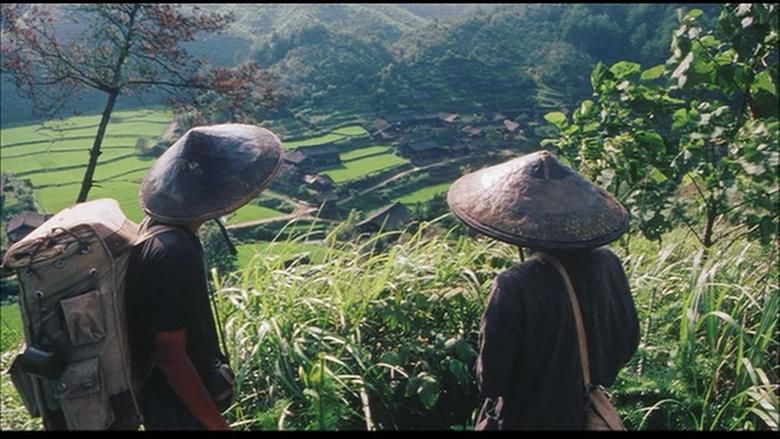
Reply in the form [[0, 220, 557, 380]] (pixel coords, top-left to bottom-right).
[[210, 219, 778, 430], [0, 218, 776, 430], [617, 230, 778, 430], [214, 219, 499, 430]]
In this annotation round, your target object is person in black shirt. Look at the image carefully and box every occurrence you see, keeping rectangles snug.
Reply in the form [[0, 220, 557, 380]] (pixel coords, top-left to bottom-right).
[[447, 151, 640, 430], [126, 124, 283, 430]]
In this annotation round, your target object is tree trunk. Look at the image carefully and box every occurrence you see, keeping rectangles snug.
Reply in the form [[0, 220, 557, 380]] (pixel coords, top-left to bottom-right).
[[703, 203, 717, 249], [76, 90, 118, 203]]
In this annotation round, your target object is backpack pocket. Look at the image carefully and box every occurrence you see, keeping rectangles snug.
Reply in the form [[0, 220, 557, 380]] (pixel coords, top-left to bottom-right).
[[8, 348, 42, 418], [54, 357, 114, 430], [60, 290, 106, 346]]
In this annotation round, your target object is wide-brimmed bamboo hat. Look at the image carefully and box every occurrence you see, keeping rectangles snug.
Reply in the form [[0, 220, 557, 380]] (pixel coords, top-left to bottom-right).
[[447, 150, 628, 249], [140, 123, 283, 225]]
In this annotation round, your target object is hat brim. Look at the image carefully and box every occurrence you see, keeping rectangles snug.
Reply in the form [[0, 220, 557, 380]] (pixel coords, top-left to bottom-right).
[[447, 151, 629, 250]]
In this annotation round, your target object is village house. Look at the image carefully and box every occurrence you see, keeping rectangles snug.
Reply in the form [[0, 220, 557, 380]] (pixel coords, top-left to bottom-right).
[[303, 174, 335, 192], [283, 150, 307, 168], [283, 143, 341, 173], [400, 139, 446, 162], [503, 119, 520, 132], [371, 117, 396, 140], [356, 202, 411, 234], [373, 117, 392, 132], [438, 112, 459, 124], [6, 211, 51, 244], [462, 125, 483, 137], [383, 112, 441, 130]]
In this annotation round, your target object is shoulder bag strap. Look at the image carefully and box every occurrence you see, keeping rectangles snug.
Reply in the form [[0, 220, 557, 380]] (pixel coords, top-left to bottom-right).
[[535, 252, 592, 390]]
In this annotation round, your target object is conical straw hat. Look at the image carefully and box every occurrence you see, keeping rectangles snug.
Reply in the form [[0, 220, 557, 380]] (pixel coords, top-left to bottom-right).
[[447, 150, 628, 249], [140, 124, 283, 225]]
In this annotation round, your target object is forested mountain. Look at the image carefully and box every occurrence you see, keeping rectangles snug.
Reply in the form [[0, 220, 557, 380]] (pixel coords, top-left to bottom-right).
[[1, 3, 719, 126], [220, 3, 428, 48], [243, 3, 718, 117], [395, 4, 482, 19]]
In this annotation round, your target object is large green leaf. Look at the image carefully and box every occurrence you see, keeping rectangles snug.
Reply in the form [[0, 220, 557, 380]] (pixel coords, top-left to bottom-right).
[[686, 8, 703, 20], [590, 62, 606, 91], [640, 64, 665, 81], [544, 112, 568, 130], [649, 166, 668, 183], [609, 61, 641, 79], [751, 70, 776, 96], [416, 373, 440, 410], [636, 130, 666, 154], [673, 108, 690, 131], [573, 100, 595, 123]]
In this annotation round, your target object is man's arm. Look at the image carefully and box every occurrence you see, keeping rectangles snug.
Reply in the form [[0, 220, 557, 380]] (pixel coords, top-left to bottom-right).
[[154, 329, 230, 431]]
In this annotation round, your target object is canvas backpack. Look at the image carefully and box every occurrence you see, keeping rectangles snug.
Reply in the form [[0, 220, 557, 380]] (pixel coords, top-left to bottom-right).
[[2, 198, 177, 430]]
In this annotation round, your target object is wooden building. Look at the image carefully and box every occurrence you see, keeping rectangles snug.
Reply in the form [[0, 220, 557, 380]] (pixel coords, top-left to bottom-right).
[[401, 139, 446, 161], [356, 202, 411, 234], [6, 211, 51, 244], [283, 143, 341, 172]]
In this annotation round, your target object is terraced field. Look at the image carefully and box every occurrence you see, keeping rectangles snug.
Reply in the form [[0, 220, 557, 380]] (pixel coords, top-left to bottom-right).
[[341, 145, 392, 161], [282, 124, 369, 149], [395, 181, 451, 205], [2, 113, 393, 224], [226, 204, 285, 225], [323, 150, 407, 183], [1, 109, 172, 221]]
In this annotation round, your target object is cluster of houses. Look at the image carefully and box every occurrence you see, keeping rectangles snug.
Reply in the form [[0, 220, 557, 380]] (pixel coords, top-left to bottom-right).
[[269, 109, 534, 230], [371, 110, 530, 163]]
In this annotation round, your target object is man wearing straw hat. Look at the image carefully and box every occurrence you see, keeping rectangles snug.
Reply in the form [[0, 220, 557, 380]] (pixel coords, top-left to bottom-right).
[[447, 150, 639, 430], [125, 124, 283, 430]]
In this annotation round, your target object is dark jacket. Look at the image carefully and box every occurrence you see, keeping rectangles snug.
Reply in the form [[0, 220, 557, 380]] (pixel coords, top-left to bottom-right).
[[476, 247, 639, 430]]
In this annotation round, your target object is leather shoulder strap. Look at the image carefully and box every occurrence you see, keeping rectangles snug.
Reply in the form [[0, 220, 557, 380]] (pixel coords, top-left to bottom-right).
[[535, 252, 592, 389]]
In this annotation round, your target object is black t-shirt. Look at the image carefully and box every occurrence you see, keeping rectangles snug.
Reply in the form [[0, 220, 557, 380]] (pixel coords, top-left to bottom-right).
[[125, 220, 222, 384], [476, 247, 640, 430]]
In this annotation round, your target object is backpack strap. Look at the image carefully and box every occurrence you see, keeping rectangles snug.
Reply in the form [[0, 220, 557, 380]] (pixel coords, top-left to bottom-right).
[[535, 252, 592, 390]]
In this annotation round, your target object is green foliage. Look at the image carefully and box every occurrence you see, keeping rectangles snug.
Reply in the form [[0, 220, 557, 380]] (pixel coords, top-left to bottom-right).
[[618, 230, 778, 430], [543, 4, 779, 247], [201, 221, 238, 277], [0, 302, 22, 353], [218, 222, 776, 431]]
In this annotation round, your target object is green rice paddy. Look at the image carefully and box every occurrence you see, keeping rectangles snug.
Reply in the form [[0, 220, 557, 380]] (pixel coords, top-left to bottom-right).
[[395, 182, 451, 205], [323, 152, 407, 183], [2, 114, 386, 224], [282, 124, 369, 149], [226, 204, 285, 225], [340, 145, 392, 162]]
